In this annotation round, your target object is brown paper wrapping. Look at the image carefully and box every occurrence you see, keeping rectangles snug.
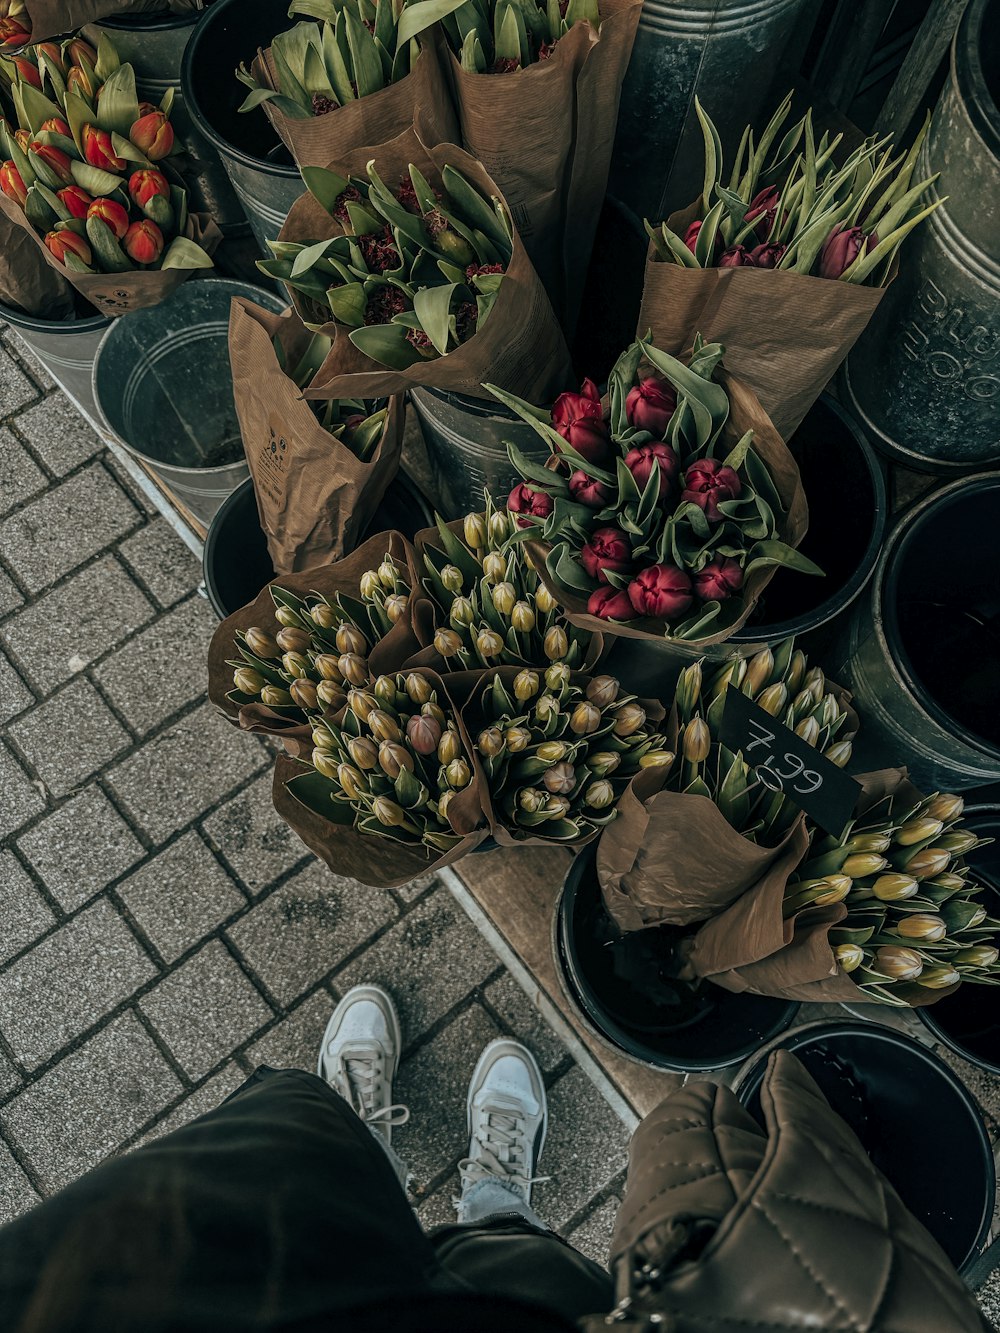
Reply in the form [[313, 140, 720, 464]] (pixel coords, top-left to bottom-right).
[[436, 0, 640, 331], [206, 529, 422, 755], [228, 297, 403, 576], [276, 128, 573, 405], [271, 666, 490, 888], [0, 205, 75, 320], [525, 366, 808, 651], [0, 188, 221, 319], [253, 42, 458, 171], [23, 0, 202, 39], [685, 768, 959, 1008], [637, 201, 888, 440]]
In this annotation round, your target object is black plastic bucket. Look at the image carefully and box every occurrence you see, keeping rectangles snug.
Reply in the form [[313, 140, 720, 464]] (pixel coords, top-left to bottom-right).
[[918, 804, 1000, 1074], [203, 473, 434, 618], [734, 1021, 995, 1274], [555, 844, 799, 1072], [181, 0, 305, 252], [571, 194, 648, 386]]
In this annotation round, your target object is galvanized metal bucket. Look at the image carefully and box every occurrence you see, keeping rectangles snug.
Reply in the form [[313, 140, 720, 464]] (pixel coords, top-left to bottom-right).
[[181, 0, 306, 254], [92, 10, 248, 234], [91, 278, 287, 526], [842, 0, 1000, 473], [0, 299, 110, 419], [409, 387, 553, 519], [834, 473, 1000, 791], [609, 0, 809, 224]]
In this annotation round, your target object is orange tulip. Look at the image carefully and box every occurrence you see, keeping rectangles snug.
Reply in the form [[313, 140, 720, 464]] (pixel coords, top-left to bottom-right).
[[0, 160, 27, 208], [130, 110, 174, 161], [87, 196, 130, 240], [44, 230, 92, 266], [123, 218, 164, 264]]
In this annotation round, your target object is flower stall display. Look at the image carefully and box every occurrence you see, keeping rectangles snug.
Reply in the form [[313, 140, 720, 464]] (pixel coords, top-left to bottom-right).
[[228, 297, 403, 575], [433, 0, 640, 330], [493, 334, 815, 649], [0, 31, 218, 316], [236, 0, 460, 170], [637, 95, 943, 437], [262, 129, 573, 402]]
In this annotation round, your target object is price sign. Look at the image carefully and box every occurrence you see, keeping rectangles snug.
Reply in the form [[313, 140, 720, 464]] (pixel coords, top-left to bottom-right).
[[720, 686, 862, 837]]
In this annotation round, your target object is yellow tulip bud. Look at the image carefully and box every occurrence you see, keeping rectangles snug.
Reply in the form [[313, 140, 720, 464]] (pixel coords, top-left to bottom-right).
[[536, 740, 567, 763], [335, 624, 368, 656], [613, 703, 646, 738], [405, 673, 432, 704], [446, 758, 471, 789], [514, 670, 540, 701], [682, 717, 711, 763], [310, 603, 338, 630], [314, 653, 342, 681], [916, 965, 961, 990], [245, 627, 280, 659], [745, 647, 774, 696], [233, 667, 266, 695], [368, 709, 401, 744], [895, 816, 944, 846], [338, 652, 368, 686], [261, 685, 292, 707], [482, 551, 507, 583], [585, 779, 615, 809], [312, 726, 337, 751], [437, 729, 462, 765], [378, 741, 413, 779], [492, 581, 517, 616], [535, 583, 557, 614], [757, 682, 787, 717], [545, 663, 571, 692], [347, 736, 379, 770], [895, 913, 947, 943], [843, 853, 888, 878], [477, 726, 505, 758], [872, 873, 919, 901], [570, 702, 602, 736], [476, 628, 504, 659], [904, 847, 951, 880], [385, 593, 409, 624], [464, 512, 487, 548], [373, 796, 407, 827], [281, 652, 310, 679], [312, 748, 339, 780], [337, 763, 366, 799], [954, 946, 1000, 968], [835, 943, 864, 973], [512, 601, 536, 632], [348, 689, 378, 722], [434, 628, 463, 658], [440, 564, 464, 593], [504, 726, 531, 753], [543, 625, 569, 661], [924, 793, 964, 824], [873, 945, 923, 982], [586, 675, 620, 707], [317, 680, 347, 709], [450, 597, 475, 628]]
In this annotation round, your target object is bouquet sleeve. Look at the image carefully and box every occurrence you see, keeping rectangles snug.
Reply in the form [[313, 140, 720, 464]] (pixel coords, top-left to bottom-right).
[[18, 1, 200, 39], [229, 297, 403, 575], [0, 205, 75, 319]]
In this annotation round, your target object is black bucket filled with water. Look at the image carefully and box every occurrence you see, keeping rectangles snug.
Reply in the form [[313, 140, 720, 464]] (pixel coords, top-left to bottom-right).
[[918, 804, 1000, 1074], [555, 844, 799, 1072], [734, 1021, 995, 1274], [203, 474, 434, 618]]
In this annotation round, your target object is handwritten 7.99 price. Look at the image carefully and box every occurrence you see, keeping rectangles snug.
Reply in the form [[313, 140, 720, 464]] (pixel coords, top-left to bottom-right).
[[744, 718, 824, 795]]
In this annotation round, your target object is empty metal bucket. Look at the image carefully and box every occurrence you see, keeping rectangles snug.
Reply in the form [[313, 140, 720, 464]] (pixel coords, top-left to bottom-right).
[[89, 9, 247, 233], [92, 278, 287, 526], [1, 299, 110, 420], [181, 0, 306, 253]]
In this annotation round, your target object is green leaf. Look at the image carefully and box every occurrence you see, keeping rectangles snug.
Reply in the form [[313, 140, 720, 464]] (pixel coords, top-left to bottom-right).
[[344, 8, 386, 97], [398, 0, 470, 44], [413, 282, 457, 355], [96, 64, 140, 139], [349, 321, 424, 368], [18, 83, 65, 134], [70, 159, 128, 196], [744, 540, 824, 577], [694, 96, 722, 215], [722, 429, 755, 473], [302, 165, 352, 216], [86, 216, 134, 273], [328, 280, 368, 326], [94, 33, 121, 83], [161, 236, 215, 270], [441, 164, 511, 257], [24, 186, 57, 231], [63, 90, 93, 156], [322, 19, 357, 103], [505, 441, 564, 491]]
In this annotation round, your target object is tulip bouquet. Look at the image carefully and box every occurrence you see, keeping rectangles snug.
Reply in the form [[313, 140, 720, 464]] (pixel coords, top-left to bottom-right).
[[636, 95, 943, 437], [414, 494, 598, 671], [471, 666, 670, 844], [437, 0, 599, 72], [0, 31, 215, 314], [492, 334, 813, 645]]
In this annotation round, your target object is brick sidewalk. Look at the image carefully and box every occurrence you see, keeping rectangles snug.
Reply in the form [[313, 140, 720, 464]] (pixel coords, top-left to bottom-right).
[[0, 331, 629, 1254]]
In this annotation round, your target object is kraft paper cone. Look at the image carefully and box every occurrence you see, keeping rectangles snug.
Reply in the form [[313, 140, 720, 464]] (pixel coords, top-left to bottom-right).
[[0, 187, 221, 319], [23, 1, 202, 41], [686, 768, 959, 1007], [526, 365, 808, 651], [207, 529, 422, 754], [638, 200, 888, 440], [0, 206, 75, 320], [436, 0, 640, 332], [271, 666, 490, 888], [229, 298, 403, 576], [277, 127, 573, 405], [253, 41, 458, 171]]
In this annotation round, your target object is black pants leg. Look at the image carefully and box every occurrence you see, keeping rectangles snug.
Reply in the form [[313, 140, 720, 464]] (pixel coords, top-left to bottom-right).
[[0, 1068, 610, 1333]]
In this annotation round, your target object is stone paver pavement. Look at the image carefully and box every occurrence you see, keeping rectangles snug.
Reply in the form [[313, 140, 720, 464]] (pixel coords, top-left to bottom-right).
[[0, 331, 626, 1263]]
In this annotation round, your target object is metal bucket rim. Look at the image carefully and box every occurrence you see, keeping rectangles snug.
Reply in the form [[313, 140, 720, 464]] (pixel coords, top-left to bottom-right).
[[180, 0, 300, 179], [876, 471, 1000, 764], [98, 9, 198, 31], [956, 0, 1000, 162], [730, 392, 887, 644], [0, 297, 109, 335], [412, 385, 535, 423], [730, 1017, 996, 1274]]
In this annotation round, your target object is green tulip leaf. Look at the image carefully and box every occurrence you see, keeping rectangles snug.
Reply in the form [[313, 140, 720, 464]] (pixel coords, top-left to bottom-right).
[[70, 159, 124, 196], [161, 236, 214, 270], [349, 321, 424, 368], [96, 64, 140, 139]]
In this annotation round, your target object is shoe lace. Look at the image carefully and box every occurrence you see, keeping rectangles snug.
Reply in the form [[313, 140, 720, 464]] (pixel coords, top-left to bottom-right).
[[458, 1100, 548, 1196], [336, 1051, 409, 1130]]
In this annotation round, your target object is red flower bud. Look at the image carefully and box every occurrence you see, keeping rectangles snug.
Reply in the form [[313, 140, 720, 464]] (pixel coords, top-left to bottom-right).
[[44, 230, 92, 266], [0, 17, 31, 47], [747, 242, 786, 269], [29, 142, 74, 184], [123, 218, 164, 265], [0, 160, 27, 208], [624, 441, 679, 494], [719, 245, 753, 268], [66, 64, 96, 99], [819, 224, 866, 279], [746, 185, 779, 240], [57, 185, 93, 219], [568, 469, 610, 508], [507, 482, 553, 529], [683, 220, 701, 254], [137, 101, 159, 118], [551, 378, 611, 464], [11, 56, 40, 87], [35, 42, 67, 75], [66, 38, 98, 70], [129, 167, 170, 209], [13, 129, 31, 154], [693, 556, 744, 602], [130, 110, 174, 161], [627, 563, 693, 619], [682, 457, 743, 523], [588, 586, 637, 621], [82, 124, 126, 172], [625, 376, 677, 434], [88, 196, 130, 240], [39, 116, 71, 137], [581, 527, 631, 584]]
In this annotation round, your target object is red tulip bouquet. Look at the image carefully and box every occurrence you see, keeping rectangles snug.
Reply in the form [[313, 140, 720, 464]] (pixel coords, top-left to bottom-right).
[[638, 94, 943, 437], [489, 333, 815, 649], [0, 30, 217, 316]]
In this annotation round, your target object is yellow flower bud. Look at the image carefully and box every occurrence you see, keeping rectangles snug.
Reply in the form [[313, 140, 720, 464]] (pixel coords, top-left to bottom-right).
[[488, 511, 510, 545], [535, 694, 559, 723], [464, 512, 487, 548], [938, 829, 978, 855], [347, 736, 379, 770], [360, 571, 382, 599], [275, 605, 304, 628], [794, 716, 820, 747], [586, 675, 619, 707], [514, 670, 540, 701], [385, 593, 408, 624], [613, 703, 646, 738], [281, 651, 310, 679], [873, 945, 923, 982], [926, 871, 966, 893], [290, 679, 319, 711], [682, 717, 711, 763], [317, 680, 347, 709], [310, 603, 338, 630], [895, 913, 947, 943], [377, 559, 399, 589], [639, 750, 674, 769], [373, 796, 407, 827], [917, 965, 961, 990], [537, 740, 567, 762], [483, 551, 507, 583], [835, 943, 864, 973], [422, 701, 446, 725], [842, 853, 888, 878], [312, 748, 339, 780], [585, 779, 615, 809], [924, 793, 964, 824], [512, 601, 536, 632], [261, 685, 292, 707], [872, 873, 919, 901], [845, 832, 892, 854], [440, 564, 464, 593], [314, 653, 342, 681], [450, 596, 475, 627], [378, 741, 413, 779], [245, 627, 280, 659], [586, 751, 620, 777], [312, 726, 336, 751], [535, 583, 557, 614], [335, 624, 368, 656], [543, 794, 571, 819], [446, 758, 471, 789], [824, 741, 853, 768], [233, 667, 266, 695], [570, 702, 602, 736], [543, 625, 569, 661], [434, 628, 463, 658], [437, 729, 462, 765], [545, 663, 571, 691], [518, 787, 545, 813], [348, 689, 378, 722], [904, 847, 951, 880], [373, 675, 397, 706], [368, 709, 401, 743], [757, 682, 787, 717], [895, 816, 944, 846], [476, 628, 504, 659], [954, 945, 1000, 968], [337, 763, 365, 799], [492, 582, 517, 616], [338, 653, 368, 686], [437, 789, 455, 821], [504, 725, 531, 753], [405, 673, 432, 704], [477, 726, 505, 758], [276, 626, 311, 654], [745, 647, 774, 696]]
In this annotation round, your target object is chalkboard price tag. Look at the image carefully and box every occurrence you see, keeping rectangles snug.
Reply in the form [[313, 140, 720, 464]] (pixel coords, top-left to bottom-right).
[[720, 687, 862, 837]]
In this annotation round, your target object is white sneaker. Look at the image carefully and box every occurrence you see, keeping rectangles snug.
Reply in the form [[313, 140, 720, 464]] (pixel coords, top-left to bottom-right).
[[459, 1039, 548, 1207], [317, 985, 409, 1147]]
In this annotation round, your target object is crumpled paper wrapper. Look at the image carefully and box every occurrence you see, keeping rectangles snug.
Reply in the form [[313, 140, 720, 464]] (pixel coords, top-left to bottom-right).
[[0, 205, 75, 319], [23, 0, 203, 38]]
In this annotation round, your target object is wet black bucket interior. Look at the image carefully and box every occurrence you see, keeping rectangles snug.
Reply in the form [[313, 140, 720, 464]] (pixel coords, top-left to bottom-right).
[[736, 1023, 995, 1273], [919, 807, 1000, 1072], [203, 474, 433, 618], [887, 479, 1000, 754], [182, 0, 296, 169], [731, 395, 887, 641], [571, 195, 648, 385], [557, 846, 798, 1071]]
